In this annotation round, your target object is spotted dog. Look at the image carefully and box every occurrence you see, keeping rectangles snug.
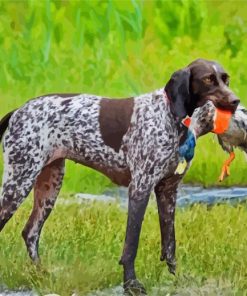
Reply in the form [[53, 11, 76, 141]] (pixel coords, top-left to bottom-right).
[[0, 59, 239, 295]]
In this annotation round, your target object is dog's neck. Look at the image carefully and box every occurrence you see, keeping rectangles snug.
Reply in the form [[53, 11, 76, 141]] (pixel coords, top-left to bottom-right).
[[161, 90, 189, 145]]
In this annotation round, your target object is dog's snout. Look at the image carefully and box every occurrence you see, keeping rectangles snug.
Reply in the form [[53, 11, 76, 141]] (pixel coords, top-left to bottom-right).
[[230, 99, 240, 107], [228, 96, 240, 112], [223, 92, 240, 111]]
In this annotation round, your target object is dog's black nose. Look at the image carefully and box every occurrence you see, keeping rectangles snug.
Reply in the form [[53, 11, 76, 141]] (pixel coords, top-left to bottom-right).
[[231, 99, 240, 106]]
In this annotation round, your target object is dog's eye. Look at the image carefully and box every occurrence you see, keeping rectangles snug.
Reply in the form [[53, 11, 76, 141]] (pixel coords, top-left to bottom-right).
[[203, 76, 214, 85], [222, 74, 229, 86]]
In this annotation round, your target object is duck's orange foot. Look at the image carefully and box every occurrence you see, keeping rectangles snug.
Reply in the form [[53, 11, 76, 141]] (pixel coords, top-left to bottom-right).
[[218, 152, 235, 182], [219, 164, 230, 182]]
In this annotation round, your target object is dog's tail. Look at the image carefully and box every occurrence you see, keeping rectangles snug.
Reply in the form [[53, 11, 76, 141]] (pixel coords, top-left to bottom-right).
[[0, 111, 15, 143]]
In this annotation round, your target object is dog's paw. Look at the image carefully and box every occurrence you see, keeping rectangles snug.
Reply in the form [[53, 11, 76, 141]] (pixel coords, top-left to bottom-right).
[[123, 279, 147, 295], [166, 259, 176, 275]]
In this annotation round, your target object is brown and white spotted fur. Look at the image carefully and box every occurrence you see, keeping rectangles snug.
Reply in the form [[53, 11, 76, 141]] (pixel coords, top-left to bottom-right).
[[0, 59, 239, 295]]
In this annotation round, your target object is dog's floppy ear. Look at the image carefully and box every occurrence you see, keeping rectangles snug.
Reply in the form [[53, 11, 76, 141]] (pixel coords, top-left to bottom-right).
[[165, 68, 191, 119]]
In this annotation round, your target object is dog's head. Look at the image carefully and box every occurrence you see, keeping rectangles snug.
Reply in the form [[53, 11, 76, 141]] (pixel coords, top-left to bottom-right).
[[165, 58, 240, 119]]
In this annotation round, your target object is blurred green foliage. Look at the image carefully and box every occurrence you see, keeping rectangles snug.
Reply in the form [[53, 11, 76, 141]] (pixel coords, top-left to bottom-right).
[[1, 0, 247, 192]]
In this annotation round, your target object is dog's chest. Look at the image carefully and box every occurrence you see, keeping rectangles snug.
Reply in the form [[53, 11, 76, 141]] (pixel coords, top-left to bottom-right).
[[124, 95, 180, 178]]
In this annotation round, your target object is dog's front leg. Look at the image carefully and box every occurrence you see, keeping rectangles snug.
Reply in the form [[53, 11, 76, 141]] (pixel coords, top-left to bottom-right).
[[119, 179, 152, 295], [154, 175, 182, 275]]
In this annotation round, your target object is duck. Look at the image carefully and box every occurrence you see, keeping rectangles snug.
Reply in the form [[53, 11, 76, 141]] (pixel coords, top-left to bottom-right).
[[174, 102, 246, 182], [217, 105, 247, 181]]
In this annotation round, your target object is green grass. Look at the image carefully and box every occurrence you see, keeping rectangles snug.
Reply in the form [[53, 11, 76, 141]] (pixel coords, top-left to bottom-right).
[[1, 0, 247, 192], [1, 198, 247, 295]]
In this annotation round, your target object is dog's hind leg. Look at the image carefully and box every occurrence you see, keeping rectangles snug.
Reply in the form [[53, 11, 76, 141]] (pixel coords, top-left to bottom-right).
[[0, 151, 46, 232], [22, 158, 65, 263]]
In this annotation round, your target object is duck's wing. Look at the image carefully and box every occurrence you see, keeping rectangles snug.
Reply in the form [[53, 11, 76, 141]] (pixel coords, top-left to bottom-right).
[[217, 135, 234, 153]]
